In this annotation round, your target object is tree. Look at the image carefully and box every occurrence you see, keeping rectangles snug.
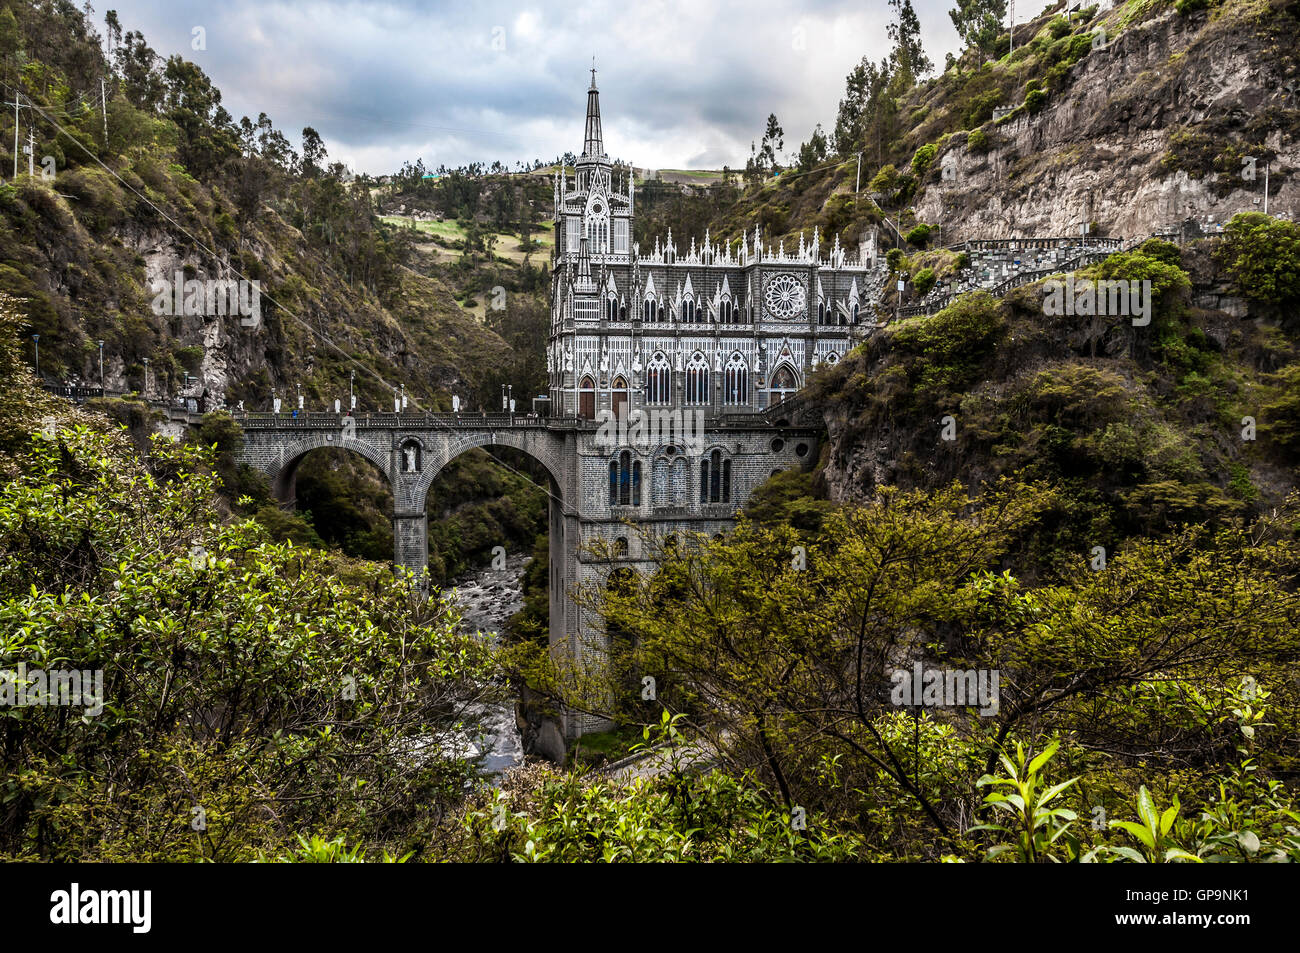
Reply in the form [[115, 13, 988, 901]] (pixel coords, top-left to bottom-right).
[[302, 126, 327, 178], [759, 114, 784, 173], [797, 124, 828, 173], [887, 0, 933, 83], [949, 0, 1007, 68]]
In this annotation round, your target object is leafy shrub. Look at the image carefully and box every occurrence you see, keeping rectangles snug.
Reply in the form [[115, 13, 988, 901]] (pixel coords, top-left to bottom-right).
[[886, 247, 906, 273], [1025, 89, 1048, 113], [913, 267, 937, 296], [1217, 213, 1300, 309], [967, 128, 989, 152], [911, 142, 938, 177], [906, 223, 933, 247]]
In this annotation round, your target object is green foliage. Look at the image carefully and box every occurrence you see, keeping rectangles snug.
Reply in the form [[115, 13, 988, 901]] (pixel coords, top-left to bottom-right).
[[913, 266, 937, 296], [456, 714, 863, 862], [911, 142, 938, 176], [892, 291, 1004, 393], [1218, 213, 1300, 310], [971, 740, 1080, 863], [0, 397, 492, 860], [1024, 88, 1047, 113], [966, 127, 989, 152], [905, 223, 933, 247], [886, 247, 907, 273]]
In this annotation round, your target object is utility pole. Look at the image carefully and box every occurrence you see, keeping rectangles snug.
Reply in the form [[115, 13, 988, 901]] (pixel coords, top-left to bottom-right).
[[1264, 161, 1270, 216], [142, 357, 150, 397], [25, 129, 35, 177], [96, 339, 104, 388], [349, 370, 355, 410], [855, 151, 862, 193], [9, 93, 23, 179], [31, 334, 39, 378], [101, 78, 108, 142], [1009, 1, 1015, 56]]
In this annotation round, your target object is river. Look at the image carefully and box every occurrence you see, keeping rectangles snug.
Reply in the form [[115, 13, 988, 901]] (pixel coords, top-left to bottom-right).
[[446, 552, 529, 775]]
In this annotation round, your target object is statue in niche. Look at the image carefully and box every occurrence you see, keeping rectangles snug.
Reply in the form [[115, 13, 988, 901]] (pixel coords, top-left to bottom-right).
[[403, 444, 419, 473]]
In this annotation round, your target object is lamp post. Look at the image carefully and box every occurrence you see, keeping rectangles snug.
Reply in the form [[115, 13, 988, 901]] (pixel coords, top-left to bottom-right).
[[96, 339, 104, 388], [31, 334, 39, 378], [349, 370, 355, 410], [142, 357, 150, 397]]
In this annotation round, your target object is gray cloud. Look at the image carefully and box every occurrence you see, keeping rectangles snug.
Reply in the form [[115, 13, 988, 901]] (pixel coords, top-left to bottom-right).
[[99, 0, 1007, 174]]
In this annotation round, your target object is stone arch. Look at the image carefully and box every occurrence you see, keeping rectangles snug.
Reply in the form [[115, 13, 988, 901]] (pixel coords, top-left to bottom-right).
[[263, 434, 393, 503], [412, 430, 569, 510]]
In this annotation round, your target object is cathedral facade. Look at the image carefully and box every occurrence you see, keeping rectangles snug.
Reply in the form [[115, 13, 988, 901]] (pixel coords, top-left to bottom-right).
[[546, 72, 875, 425]]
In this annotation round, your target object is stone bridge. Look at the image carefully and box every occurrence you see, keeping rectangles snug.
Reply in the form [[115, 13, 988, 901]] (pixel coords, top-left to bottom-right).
[[236, 405, 822, 738]]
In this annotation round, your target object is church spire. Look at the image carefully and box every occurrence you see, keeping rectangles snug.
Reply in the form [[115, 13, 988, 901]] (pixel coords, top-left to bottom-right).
[[583, 62, 604, 160]]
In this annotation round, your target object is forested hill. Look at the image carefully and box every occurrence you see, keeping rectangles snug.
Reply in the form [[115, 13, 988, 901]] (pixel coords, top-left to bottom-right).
[[0, 0, 543, 414], [660, 0, 1299, 255]]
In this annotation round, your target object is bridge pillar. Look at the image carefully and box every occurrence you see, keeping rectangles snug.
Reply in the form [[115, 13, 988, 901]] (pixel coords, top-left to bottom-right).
[[393, 509, 428, 586]]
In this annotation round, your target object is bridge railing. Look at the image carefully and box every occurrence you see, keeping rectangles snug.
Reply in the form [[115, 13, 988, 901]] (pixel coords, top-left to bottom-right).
[[236, 412, 586, 430]]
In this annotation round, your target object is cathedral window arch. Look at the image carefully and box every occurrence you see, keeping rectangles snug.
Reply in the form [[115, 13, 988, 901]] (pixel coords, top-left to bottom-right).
[[769, 363, 799, 405], [644, 353, 671, 405], [579, 374, 596, 419], [724, 352, 749, 405], [643, 297, 656, 322], [685, 352, 710, 405]]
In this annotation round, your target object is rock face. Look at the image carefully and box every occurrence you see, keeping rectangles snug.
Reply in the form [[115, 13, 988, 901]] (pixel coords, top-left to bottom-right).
[[914, 7, 1300, 242]]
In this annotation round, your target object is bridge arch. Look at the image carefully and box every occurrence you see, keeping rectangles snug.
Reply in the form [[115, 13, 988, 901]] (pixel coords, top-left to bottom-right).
[[411, 429, 570, 507], [264, 434, 393, 503]]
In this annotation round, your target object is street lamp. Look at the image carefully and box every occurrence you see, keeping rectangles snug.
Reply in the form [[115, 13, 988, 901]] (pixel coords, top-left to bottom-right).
[[296, 382, 302, 410], [96, 340, 104, 389], [349, 370, 355, 410], [142, 357, 150, 397], [31, 334, 39, 378]]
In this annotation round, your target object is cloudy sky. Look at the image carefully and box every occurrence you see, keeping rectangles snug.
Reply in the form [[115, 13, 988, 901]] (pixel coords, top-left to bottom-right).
[[100, 0, 1040, 175]]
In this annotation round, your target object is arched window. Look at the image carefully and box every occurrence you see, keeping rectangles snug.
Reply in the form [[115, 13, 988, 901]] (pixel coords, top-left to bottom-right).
[[643, 298, 655, 322], [685, 352, 710, 405], [769, 363, 798, 405], [699, 449, 731, 503], [818, 301, 826, 325], [620, 303, 627, 321], [851, 303, 860, 324], [611, 375, 629, 420], [614, 536, 629, 557], [644, 353, 671, 405], [724, 353, 749, 405], [579, 374, 596, 419], [720, 299, 731, 323], [609, 450, 641, 506], [606, 297, 618, 322], [682, 299, 695, 323]]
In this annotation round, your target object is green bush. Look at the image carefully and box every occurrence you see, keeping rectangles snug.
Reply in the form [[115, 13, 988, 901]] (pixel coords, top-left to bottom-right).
[[905, 223, 933, 248], [911, 142, 938, 177], [967, 128, 989, 152], [886, 247, 906, 273], [1217, 213, 1300, 309], [913, 267, 937, 297], [1025, 89, 1048, 113]]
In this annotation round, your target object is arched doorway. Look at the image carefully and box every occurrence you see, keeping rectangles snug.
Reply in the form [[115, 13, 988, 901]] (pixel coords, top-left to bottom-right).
[[578, 375, 595, 420]]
